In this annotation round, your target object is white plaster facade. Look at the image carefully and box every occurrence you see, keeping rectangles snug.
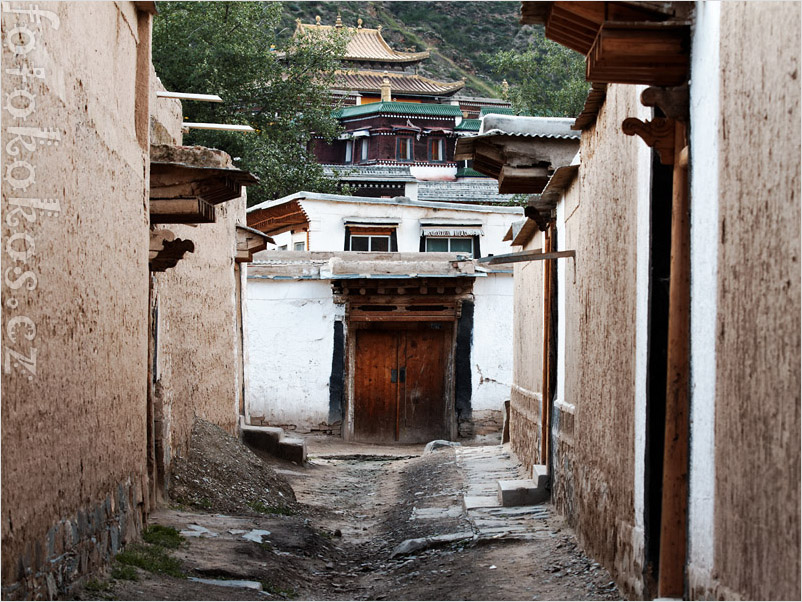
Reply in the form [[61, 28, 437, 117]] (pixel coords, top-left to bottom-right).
[[245, 193, 522, 437]]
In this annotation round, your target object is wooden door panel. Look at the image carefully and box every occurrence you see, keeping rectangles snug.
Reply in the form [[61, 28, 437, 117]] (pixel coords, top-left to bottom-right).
[[399, 324, 450, 443], [353, 329, 398, 442]]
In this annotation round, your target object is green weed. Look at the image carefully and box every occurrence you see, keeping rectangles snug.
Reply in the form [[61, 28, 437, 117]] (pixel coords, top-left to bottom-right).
[[110, 563, 139, 581], [115, 543, 184, 578], [247, 500, 297, 516], [142, 524, 184, 549]]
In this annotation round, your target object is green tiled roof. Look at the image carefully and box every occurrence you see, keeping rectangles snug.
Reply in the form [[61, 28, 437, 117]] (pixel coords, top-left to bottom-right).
[[456, 167, 488, 177], [455, 119, 481, 131], [479, 106, 517, 117], [334, 102, 463, 120]]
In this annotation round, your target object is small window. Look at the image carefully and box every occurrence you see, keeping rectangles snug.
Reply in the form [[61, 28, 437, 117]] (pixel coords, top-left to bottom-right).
[[396, 137, 413, 162], [350, 235, 391, 252], [345, 140, 353, 163], [278, 244, 288, 251], [360, 138, 369, 162], [429, 138, 445, 162], [425, 237, 474, 257], [293, 241, 305, 251]]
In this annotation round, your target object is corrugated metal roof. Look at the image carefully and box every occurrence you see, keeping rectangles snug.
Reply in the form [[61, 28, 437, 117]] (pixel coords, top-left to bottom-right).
[[480, 115, 581, 139], [334, 70, 463, 96], [335, 102, 464, 120], [296, 21, 429, 63], [479, 106, 517, 117]]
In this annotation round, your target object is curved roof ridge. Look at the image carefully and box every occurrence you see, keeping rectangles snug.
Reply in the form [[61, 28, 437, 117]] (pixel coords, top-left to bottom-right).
[[296, 20, 430, 63]]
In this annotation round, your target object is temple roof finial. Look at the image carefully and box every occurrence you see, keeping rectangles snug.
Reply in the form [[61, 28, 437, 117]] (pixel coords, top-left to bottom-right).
[[315, 15, 321, 25], [357, 18, 363, 29], [335, 14, 343, 28]]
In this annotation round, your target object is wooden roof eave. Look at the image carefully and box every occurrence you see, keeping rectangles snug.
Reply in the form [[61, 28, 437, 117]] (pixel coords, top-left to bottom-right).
[[236, 225, 274, 263], [149, 158, 259, 225]]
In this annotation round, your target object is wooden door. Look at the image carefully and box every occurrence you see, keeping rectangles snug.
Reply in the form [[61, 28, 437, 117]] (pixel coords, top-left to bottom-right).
[[353, 329, 400, 442], [399, 324, 450, 444], [352, 324, 451, 443]]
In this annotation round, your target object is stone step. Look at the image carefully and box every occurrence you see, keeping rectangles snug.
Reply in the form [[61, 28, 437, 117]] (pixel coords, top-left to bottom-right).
[[497, 474, 549, 507], [239, 418, 307, 464]]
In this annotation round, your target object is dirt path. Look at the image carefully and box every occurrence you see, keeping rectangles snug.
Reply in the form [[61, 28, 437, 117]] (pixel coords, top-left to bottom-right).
[[73, 436, 623, 601]]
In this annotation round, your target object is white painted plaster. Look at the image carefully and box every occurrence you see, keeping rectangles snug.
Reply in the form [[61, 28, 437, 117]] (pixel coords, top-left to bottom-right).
[[409, 164, 457, 181], [554, 185, 567, 409], [687, 0, 720, 577], [245, 279, 338, 428], [470, 274, 515, 411], [298, 197, 520, 257], [634, 85, 653, 533]]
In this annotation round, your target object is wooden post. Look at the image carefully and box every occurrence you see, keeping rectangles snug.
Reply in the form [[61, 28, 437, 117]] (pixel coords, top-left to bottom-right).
[[658, 120, 690, 598], [540, 226, 553, 464]]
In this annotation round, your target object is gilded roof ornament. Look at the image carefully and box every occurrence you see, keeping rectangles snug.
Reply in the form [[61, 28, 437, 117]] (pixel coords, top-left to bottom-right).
[[357, 18, 363, 29], [315, 15, 321, 25], [335, 14, 343, 28]]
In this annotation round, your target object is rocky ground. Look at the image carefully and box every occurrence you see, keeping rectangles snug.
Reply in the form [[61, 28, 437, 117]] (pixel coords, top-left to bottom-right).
[[71, 421, 623, 601]]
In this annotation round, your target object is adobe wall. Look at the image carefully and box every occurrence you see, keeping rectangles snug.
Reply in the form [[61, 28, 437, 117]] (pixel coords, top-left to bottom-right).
[[562, 84, 643, 597], [1, 3, 151, 598], [510, 231, 545, 469], [150, 197, 245, 472], [705, 3, 801, 599]]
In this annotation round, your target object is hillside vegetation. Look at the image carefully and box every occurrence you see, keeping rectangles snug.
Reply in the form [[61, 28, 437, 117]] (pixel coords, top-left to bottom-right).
[[280, 2, 537, 98]]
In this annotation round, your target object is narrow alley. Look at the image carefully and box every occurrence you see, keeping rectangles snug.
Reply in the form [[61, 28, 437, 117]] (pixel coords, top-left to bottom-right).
[[75, 423, 620, 601]]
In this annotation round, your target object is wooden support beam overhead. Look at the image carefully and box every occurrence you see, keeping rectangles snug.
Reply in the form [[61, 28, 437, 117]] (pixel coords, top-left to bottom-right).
[[477, 249, 576, 265], [150, 197, 216, 224]]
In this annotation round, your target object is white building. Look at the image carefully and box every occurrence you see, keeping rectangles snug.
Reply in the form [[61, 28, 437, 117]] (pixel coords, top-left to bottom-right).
[[244, 192, 523, 443]]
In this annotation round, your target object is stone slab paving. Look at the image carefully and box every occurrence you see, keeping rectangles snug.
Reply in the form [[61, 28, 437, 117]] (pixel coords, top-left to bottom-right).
[[456, 445, 552, 541]]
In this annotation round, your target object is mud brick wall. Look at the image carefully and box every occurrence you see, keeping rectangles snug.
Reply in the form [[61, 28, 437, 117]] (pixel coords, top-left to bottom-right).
[[562, 84, 642, 598], [707, 3, 801, 599], [151, 196, 245, 470], [1, 2, 152, 597], [510, 230, 545, 469]]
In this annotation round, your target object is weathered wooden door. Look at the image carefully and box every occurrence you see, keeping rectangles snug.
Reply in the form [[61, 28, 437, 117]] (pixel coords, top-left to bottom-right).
[[353, 323, 451, 443]]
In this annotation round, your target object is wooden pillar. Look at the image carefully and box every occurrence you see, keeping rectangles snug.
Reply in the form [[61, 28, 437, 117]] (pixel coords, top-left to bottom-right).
[[657, 120, 690, 598], [540, 225, 553, 465]]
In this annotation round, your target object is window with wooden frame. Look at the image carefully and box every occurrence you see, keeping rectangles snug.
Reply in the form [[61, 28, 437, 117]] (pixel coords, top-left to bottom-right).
[[344, 140, 354, 164], [359, 138, 369, 163], [425, 237, 474, 256], [345, 225, 398, 252], [428, 138, 445, 162], [396, 136, 413, 162]]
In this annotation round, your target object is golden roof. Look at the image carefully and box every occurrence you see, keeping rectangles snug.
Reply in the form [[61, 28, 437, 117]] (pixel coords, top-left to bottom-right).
[[296, 17, 430, 64], [334, 70, 464, 97]]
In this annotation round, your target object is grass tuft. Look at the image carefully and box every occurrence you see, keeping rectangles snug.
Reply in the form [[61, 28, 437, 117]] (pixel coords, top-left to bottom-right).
[[110, 563, 139, 581], [142, 524, 184, 549], [247, 500, 297, 516], [115, 543, 185, 578]]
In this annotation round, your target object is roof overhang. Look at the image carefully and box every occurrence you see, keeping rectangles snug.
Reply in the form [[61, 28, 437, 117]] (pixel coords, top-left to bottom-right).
[[149, 145, 259, 225], [520, 2, 691, 87], [236, 225, 274, 263], [455, 119, 580, 194], [247, 199, 310, 237]]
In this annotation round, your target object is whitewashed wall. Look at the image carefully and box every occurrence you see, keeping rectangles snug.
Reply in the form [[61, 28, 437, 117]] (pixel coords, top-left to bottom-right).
[[246, 279, 341, 429], [470, 273, 515, 411], [296, 197, 521, 256]]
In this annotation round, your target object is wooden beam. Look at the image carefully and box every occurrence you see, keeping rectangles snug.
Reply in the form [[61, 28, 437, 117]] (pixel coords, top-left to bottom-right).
[[477, 249, 576, 265], [150, 197, 215, 224], [640, 84, 689, 122], [658, 120, 690, 599], [622, 117, 675, 165]]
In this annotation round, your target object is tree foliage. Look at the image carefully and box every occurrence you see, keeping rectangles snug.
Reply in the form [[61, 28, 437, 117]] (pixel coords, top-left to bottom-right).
[[152, 2, 349, 205], [487, 27, 589, 118]]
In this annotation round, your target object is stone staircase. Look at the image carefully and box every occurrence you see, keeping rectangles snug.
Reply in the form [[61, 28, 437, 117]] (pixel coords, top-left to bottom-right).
[[239, 417, 307, 464]]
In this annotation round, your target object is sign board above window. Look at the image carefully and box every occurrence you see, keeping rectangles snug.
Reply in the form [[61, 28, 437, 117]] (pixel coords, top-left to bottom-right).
[[421, 226, 483, 237]]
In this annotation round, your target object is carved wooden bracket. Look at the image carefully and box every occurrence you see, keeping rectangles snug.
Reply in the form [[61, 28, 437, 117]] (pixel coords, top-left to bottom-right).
[[640, 84, 689, 122], [622, 117, 676, 165]]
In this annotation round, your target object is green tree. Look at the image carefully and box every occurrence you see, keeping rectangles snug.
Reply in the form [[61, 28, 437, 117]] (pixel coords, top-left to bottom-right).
[[487, 27, 589, 118], [152, 2, 349, 205]]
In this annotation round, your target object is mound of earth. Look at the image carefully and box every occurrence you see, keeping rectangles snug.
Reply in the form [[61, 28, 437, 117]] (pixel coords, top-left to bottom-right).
[[169, 419, 297, 515]]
